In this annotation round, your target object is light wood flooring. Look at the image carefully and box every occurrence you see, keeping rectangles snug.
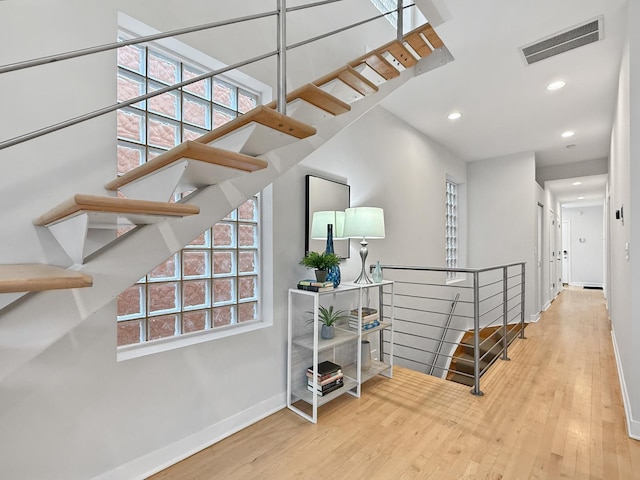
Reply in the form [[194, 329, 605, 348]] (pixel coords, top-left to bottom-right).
[[150, 287, 640, 479]]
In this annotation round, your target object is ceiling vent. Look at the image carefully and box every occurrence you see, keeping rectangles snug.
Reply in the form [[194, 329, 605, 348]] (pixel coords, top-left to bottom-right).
[[519, 17, 603, 65]]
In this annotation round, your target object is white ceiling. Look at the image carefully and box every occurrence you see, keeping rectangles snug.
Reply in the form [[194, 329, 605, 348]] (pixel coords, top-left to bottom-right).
[[380, 0, 628, 206]]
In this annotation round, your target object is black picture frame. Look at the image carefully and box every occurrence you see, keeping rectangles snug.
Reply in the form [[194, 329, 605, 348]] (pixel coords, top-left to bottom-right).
[[305, 175, 350, 258]]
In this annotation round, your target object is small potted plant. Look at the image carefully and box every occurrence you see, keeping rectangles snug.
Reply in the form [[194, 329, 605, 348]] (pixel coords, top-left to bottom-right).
[[299, 251, 341, 282], [307, 305, 349, 339]]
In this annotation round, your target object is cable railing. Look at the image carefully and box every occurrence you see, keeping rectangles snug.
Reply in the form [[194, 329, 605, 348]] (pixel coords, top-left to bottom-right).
[[376, 263, 526, 395], [0, 1, 417, 152]]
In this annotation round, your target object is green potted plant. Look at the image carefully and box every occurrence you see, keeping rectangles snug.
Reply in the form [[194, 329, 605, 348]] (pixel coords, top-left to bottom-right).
[[299, 251, 341, 282], [307, 305, 349, 339]]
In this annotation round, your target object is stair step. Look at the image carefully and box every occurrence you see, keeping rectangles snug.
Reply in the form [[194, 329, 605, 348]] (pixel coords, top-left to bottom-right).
[[405, 31, 433, 58], [34, 194, 200, 227], [377, 40, 417, 69], [313, 65, 379, 102], [265, 84, 351, 125], [0, 264, 93, 293], [104, 141, 268, 200], [196, 105, 316, 156], [350, 53, 400, 81]]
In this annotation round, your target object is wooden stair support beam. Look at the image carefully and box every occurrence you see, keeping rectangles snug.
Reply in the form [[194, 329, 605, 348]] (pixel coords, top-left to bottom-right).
[[0, 264, 93, 293], [350, 53, 400, 80], [33, 194, 200, 227], [104, 142, 268, 192], [313, 65, 379, 97], [196, 105, 316, 145], [266, 84, 351, 116], [376, 40, 417, 68]]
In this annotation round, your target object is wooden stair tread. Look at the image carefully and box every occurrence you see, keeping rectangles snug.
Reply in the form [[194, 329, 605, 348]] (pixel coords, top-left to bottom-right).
[[377, 40, 417, 68], [313, 65, 379, 97], [0, 264, 93, 293], [417, 23, 444, 50], [350, 53, 400, 80], [105, 141, 268, 191], [405, 31, 433, 58], [196, 105, 316, 145], [266, 84, 351, 116], [33, 194, 200, 227]]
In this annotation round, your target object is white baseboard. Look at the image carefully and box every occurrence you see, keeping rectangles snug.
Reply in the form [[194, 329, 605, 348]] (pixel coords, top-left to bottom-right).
[[610, 328, 640, 440], [529, 312, 540, 323], [543, 300, 551, 312], [569, 282, 604, 289], [92, 393, 286, 480]]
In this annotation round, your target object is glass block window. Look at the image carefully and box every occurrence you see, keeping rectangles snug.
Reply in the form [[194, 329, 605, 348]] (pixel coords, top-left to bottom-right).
[[116, 39, 261, 347], [369, 0, 398, 27], [445, 180, 458, 279]]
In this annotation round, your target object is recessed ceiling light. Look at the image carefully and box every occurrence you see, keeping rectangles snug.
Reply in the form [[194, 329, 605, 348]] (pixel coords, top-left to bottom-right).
[[572, 181, 582, 186], [448, 112, 462, 120], [561, 131, 575, 138], [547, 81, 566, 91], [577, 196, 585, 200]]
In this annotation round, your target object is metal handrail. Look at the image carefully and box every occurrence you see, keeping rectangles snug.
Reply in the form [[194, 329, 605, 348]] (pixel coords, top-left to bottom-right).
[[0, 2, 417, 152], [429, 293, 460, 375], [379, 262, 526, 395]]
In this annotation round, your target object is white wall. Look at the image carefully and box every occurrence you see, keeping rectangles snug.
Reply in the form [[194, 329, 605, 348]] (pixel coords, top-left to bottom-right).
[[561, 206, 604, 287], [467, 152, 537, 321], [608, 1, 640, 439]]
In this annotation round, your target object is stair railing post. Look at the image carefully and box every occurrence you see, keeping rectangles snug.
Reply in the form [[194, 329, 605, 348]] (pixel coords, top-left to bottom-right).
[[471, 270, 484, 396], [277, 0, 287, 114], [396, 0, 404, 41], [520, 263, 527, 339], [502, 266, 510, 361]]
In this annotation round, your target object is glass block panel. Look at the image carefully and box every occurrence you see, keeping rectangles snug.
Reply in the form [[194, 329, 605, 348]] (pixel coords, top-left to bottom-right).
[[183, 125, 207, 142], [213, 222, 236, 248], [238, 89, 258, 114], [117, 284, 145, 319], [183, 250, 210, 278], [148, 314, 178, 340], [183, 66, 211, 99], [222, 209, 237, 221], [117, 141, 145, 176], [213, 106, 237, 129], [117, 43, 145, 74], [183, 94, 211, 129], [238, 250, 257, 274], [213, 78, 237, 109], [238, 198, 257, 222], [148, 51, 180, 85], [117, 71, 146, 109], [149, 81, 180, 120], [213, 305, 235, 327], [238, 302, 257, 323], [117, 320, 142, 346], [213, 250, 235, 275], [183, 280, 210, 310], [238, 224, 257, 248], [213, 278, 235, 305], [117, 108, 145, 143], [186, 230, 211, 248], [149, 282, 180, 314], [148, 147, 165, 161], [183, 310, 208, 333], [148, 254, 179, 281], [148, 115, 180, 149], [239, 276, 257, 301]]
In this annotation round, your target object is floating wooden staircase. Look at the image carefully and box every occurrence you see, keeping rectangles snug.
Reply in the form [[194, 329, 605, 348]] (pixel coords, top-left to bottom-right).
[[0, 20, 446, 381], [447, 324, 525, 387]]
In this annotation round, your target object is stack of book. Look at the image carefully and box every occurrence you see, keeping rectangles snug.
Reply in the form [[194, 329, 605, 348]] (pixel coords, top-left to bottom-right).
[[306, 360, 343, 396], [297, 279, 334, 292], [349, 307, 380, 330]]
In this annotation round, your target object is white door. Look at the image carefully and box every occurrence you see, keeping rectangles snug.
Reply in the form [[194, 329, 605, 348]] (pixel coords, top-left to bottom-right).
[[557, 216, 562, 292], [537, 204, 543, 313], [549, 212, 557, 299], [562, 220, 570, 285]]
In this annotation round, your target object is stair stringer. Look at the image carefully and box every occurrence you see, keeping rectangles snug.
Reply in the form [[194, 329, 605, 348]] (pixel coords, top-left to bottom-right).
[[0, 67, 416, 383]]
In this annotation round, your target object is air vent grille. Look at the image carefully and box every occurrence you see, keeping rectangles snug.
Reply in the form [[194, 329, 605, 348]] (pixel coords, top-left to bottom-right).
[[520, 17, 602, 65]]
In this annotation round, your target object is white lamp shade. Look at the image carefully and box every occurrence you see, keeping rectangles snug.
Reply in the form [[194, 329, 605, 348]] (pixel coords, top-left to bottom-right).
[[311, 210, 345, 239], [343, 207, 385, 239]]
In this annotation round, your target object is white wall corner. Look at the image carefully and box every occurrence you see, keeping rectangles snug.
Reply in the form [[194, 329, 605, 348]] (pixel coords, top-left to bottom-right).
[[91, 393, 286, 480], [611, 328, 640, 440]]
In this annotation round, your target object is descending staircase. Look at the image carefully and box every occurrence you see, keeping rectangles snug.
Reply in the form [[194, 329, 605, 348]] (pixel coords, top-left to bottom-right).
[[0, 23, 447, 381], [446, 324, 525, 387]]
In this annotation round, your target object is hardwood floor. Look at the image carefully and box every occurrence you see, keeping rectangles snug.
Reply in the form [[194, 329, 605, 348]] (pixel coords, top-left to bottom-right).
[[149, 287, 640, 479]]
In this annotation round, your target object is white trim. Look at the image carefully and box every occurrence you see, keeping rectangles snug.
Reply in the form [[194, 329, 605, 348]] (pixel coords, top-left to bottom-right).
[[529, 312, 540, 323], [610, 328, 640, 439], [91, 393, 286, 480], [543, 300, 552, 311], [568, 282, 604, 289]]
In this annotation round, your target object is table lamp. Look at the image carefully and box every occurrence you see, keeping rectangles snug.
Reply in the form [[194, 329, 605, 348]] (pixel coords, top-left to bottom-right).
[[342, 207, 385, 283]]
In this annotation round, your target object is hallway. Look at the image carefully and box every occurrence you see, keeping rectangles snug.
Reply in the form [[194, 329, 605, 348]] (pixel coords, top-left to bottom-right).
[[150, 288, 640, 479]]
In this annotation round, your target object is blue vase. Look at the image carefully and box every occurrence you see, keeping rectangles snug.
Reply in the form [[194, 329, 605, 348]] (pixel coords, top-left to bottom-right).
[[325, 224, 341, 287]]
